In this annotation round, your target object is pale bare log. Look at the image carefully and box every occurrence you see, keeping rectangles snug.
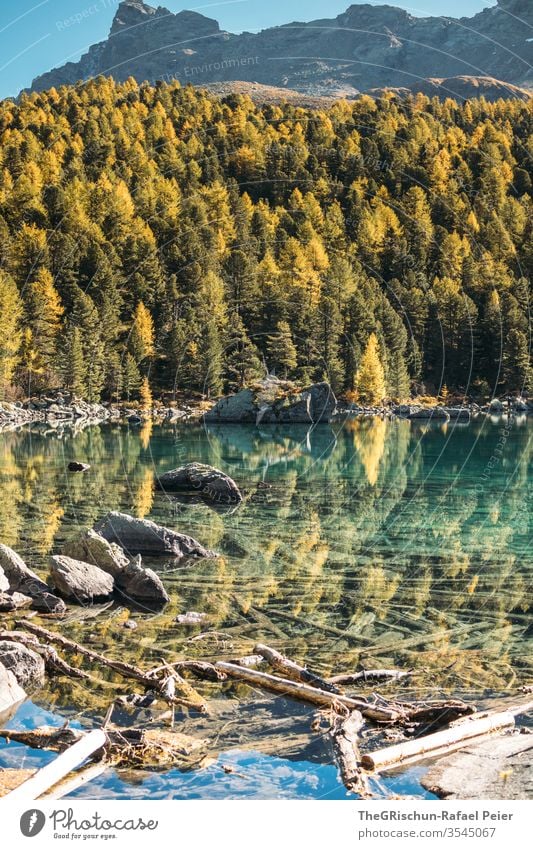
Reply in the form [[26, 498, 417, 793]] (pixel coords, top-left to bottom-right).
[[361, 711, 516, 772], [6, 730, 107, 801]]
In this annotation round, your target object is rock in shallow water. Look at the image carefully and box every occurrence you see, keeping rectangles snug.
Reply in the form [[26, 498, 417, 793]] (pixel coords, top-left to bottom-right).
[[61, 529, 129, 578], [50, 555, 115, 602], [0, 544, 66, 614], [0, 661, 26, 724], [156, 463, 243, 505], [94, 512, 215, 558], [0, 641, 45, 690], [115, 555, 169, 606]]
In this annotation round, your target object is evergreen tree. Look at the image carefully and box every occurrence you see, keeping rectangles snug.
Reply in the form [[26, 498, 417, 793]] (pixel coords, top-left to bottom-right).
[[61, 325, 86, 397], [503, 330, 532, 394], [224, 313, 262, 391], [267, 321, 298, 378], [123, 353, 141, 402]]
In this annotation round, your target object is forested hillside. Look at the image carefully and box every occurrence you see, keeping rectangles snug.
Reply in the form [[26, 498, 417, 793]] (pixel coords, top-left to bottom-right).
[[0, 77, 531, 403]]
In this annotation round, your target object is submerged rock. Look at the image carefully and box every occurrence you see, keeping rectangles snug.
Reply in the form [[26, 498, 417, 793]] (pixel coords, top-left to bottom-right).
[[67, 461, 91, 472], [0, 544, 66, 614], [156, 463, 243, 505], [61, 529, 129, 578], [116, 555, 169, 606], [50, 555, 115, 602], [0, 641, 45, 691], [0, 661, 26, 724], [94, 512, 215, 558], [175, 611, 207, 626]]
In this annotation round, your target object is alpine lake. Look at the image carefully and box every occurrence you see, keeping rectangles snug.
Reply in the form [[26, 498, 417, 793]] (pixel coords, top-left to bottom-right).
[[0, 413, 531, 799]]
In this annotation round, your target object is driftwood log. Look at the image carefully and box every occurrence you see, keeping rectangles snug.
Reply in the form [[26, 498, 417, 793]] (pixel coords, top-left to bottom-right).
[[214, 662, 403, 722], [254, 643, 340, 694], [328, 710, 371, 798], [361, 710, 518, 772], [6, 730, 107, 801]]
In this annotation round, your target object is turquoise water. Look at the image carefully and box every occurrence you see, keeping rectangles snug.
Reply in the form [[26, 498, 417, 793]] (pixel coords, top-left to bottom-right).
[[0, 416, 531, 799]]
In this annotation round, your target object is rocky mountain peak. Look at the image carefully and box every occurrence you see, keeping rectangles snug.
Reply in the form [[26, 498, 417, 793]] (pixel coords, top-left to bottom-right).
[[110, 1, 163, 34], [28, 2, 532, 101]]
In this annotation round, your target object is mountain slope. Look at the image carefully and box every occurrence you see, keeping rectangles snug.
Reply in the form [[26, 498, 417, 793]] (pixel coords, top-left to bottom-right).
[[30, 0, 533, 99]]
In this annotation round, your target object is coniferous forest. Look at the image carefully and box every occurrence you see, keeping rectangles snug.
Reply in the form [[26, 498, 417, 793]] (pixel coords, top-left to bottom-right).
[[0, 77, 531, 403]]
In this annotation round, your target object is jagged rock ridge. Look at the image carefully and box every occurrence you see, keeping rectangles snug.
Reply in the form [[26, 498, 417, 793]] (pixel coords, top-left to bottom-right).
[[29, 0, 533, 99]]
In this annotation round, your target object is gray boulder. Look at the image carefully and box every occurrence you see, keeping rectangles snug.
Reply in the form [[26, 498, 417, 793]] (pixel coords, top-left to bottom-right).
[[61, 529, 129, 578], [0, 544, 66, 613], [0, 592, 33, 612], [204, 388, 257, 423], [260, 391, 312, 424], [308, 382, 337, 422], [0, 661, 26, 724], [116, 555, 169, 606], [0, 565, 9, 593], [489, 398, 504, 412], [156, 463, 242, 505], [259, 382, 337, 424], [94, 512, 215, 558], [409, 406, 450, 421], [50, 555, 115, 602], [0, 641, 45, 690]]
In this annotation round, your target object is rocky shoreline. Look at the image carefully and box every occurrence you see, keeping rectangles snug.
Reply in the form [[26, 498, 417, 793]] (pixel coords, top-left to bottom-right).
[[0, 386, 530, 433], [0, 391, 202, 432]]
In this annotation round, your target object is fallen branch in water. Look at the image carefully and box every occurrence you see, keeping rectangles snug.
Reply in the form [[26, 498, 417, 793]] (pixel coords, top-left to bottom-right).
[[254, 643, 340, 694], [328, 710, 371, 798], [16, 620, 207, 713], [214, 662, 402, 723], [329, 669, 413, 686], [361, 710, 518, 772], [0, 629, 93, 681]]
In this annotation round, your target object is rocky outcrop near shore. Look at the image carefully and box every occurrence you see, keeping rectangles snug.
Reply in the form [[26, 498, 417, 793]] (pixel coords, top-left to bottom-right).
[[205, 379, 337, 425]]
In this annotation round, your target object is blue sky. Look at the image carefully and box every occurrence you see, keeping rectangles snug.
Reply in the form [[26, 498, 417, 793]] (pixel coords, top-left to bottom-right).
[[0, 0, 496, 99]]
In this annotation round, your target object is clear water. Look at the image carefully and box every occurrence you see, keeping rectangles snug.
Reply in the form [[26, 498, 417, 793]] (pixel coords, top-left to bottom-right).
[[0, 415, 531, 799]]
